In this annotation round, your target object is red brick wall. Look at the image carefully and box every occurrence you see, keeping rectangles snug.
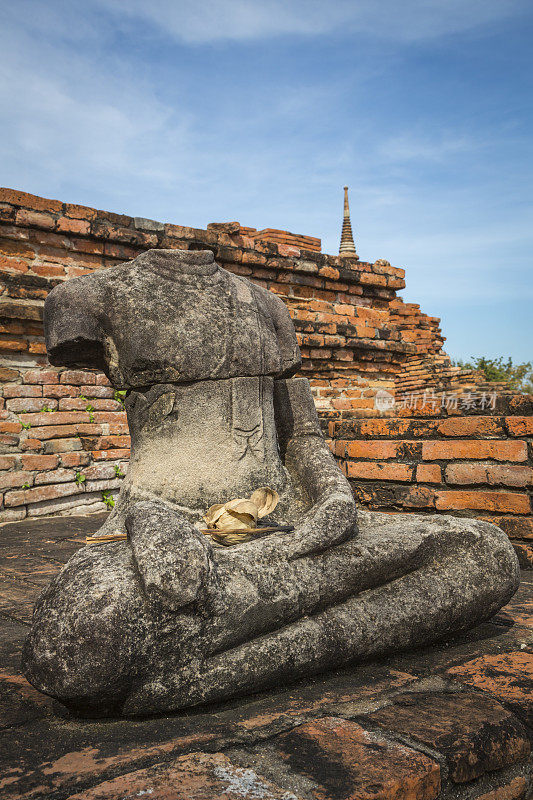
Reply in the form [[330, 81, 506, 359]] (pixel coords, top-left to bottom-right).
[[327, 398, 533, 566], [0, 187, 531, 565]]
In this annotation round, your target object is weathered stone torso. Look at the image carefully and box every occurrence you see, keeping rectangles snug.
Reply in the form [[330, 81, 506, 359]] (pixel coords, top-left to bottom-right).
[[123, 375, 293, 516], [44, 250, 301, 388]]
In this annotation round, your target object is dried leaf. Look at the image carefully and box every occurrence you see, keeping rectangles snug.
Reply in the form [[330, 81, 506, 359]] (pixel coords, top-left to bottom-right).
[[250, 487, 279, 518], [214, 509, 255, 531], [202, 503, 226, 527], [225, 499, 259, 518], [203, 487, 278, 534]]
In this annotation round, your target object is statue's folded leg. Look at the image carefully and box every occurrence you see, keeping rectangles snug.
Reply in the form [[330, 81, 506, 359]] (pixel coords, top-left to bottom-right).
[[121, 512, 519, 714], [22, 502, 214, 716], [22, 540, 150, 715]]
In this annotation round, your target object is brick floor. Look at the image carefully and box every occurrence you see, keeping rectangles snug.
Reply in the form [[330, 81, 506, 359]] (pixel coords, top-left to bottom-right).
[[0, 514, 531, 800]]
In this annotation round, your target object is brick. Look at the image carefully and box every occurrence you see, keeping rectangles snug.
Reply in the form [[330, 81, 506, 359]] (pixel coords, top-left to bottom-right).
[[106, 423, 129, 435], [4, 482, 83, 507], [82, 463, 119, 480], [346, 462, 412, 482], [416, 464, 442, 483], [56, 216, 90, 235], [0, 255, 28, 273], [0, 368, 19, 382], [345, 440, 398, 459], [0, 471, 31, 490], [319, 265, 339, 280], [0, 336, 28, 352], [2, 385, 42, 398], [273, 717, 440, 800], [42, 438, 82, 454], [0, 455, 17, 470], [34, 468, 76, 485], [277, 243, 300, 257], [93, 411, 127, 423], [60, 451, 91, 467], [336, 418, 439, 440], [506, 417, 533, 437], [22, 369, 59, 385], [46, 384, 78, 398], [364, 691, 530, 783], [495, 581, 533, 629], [0, 507, 27, 523], [95, 435, 131, 449], [65, 265, 93, 278], [20, 454, 58, 470], [65, 203, 97, 220], [435, 490, 530, 514], [85, 478, 122, 492], [30, 263, 65, 278], [476, 777, 527, 800], [29, 423, 102, 440], [437, 416, 504, 437], [402, 486, 436, 508], [20, 411, 93, 427], [0, 421, 22, 434], [20, 438, 42, 451], [481, 516, 533, 540], [448, 652, 533, 727], [58, 398, 122, 411], [334, 348, 353, 361], [0, 188, 63, 213], [422, 441, 527, 462], [83, 386, 114, 398], [0, 238, 35, 258], [360, 272, 387, 286], [60, 370, 96, 385], [15, 208, 56, 229], [6, 398, 57, 413], [91, 448, 131, 461], [70, 236, 104, 254], [28, 342, 47, 354], [446, 463, 533, 487]]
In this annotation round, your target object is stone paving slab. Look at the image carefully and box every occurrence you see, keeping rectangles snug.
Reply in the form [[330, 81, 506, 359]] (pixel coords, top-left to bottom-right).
[[0, 514, 531, 800]]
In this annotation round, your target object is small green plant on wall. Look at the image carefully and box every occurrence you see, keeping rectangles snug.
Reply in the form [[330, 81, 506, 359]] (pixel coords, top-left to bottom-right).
[[102, 491, 115, 509], [75, 473, 86, 487], [114, 464, 125, 478], [113, 390, 127, 408]]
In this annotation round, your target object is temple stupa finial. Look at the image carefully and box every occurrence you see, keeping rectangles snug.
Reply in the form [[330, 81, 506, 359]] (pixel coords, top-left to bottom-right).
[[339, 186, 358, 259]]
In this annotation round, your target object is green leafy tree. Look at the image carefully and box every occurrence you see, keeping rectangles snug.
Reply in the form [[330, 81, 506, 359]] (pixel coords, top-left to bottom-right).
[[452, 357, 532, 392]]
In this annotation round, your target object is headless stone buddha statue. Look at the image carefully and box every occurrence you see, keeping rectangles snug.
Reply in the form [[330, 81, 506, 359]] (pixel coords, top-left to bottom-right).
[[23, 250, 519, 716]]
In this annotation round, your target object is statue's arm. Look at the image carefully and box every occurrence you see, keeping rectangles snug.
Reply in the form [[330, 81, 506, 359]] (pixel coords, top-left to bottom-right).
[[273, 378, 357, 559], [44, 275, 108, 372], [125, 502, 217, 613]]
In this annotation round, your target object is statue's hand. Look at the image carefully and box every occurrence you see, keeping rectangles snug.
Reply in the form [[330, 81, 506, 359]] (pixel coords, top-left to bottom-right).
[[126, 502, 215, 612], [277, 492, 356, 560]]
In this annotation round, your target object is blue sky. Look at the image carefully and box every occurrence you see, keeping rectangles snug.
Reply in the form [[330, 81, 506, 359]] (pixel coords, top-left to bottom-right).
[[1, 0, 532, 362]]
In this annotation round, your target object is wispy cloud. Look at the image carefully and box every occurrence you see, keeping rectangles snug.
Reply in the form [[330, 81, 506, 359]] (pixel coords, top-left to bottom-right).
[[95, 0, 528, 44]]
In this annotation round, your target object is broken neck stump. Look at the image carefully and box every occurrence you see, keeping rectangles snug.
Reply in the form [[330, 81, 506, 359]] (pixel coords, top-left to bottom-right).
[[23, 249, 519, 716]]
